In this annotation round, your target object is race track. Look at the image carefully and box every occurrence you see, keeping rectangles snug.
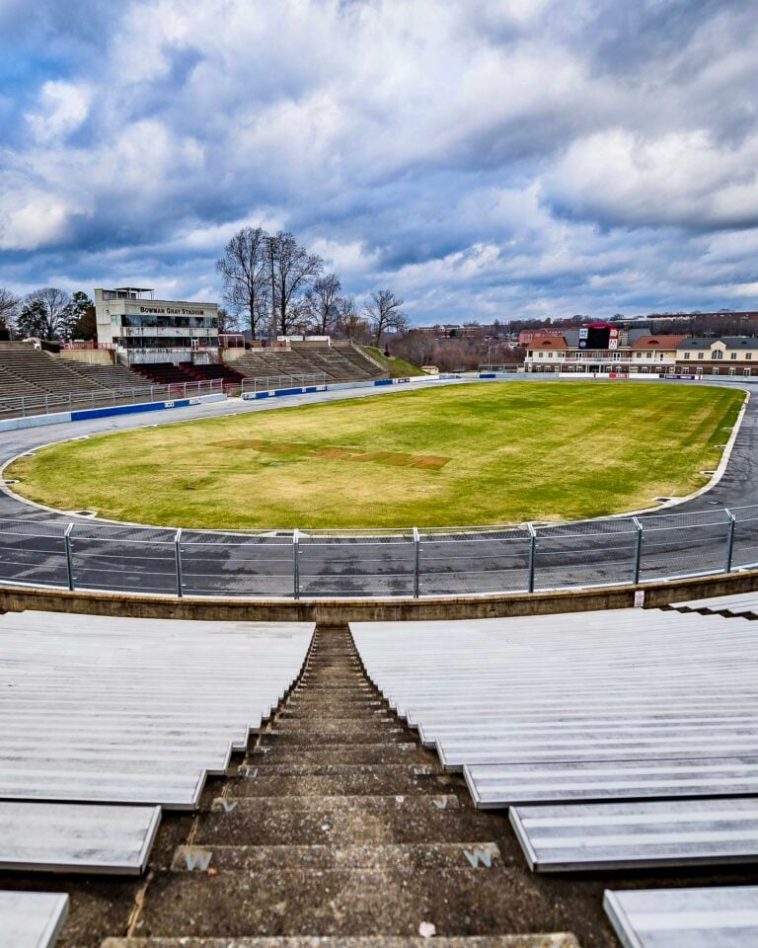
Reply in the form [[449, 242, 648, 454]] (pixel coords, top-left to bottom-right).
[[1, 377, 757, 599]]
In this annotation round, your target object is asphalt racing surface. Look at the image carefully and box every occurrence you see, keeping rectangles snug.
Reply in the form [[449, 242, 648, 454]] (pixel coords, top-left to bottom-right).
[[1, 377, 757, 599]]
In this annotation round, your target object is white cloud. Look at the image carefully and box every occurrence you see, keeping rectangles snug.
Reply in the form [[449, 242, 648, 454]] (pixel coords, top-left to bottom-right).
[[26, 80, 92, 143], [2, 0, 758, 318], [0, 188, 75, 250], [546, 128, 758, 230]]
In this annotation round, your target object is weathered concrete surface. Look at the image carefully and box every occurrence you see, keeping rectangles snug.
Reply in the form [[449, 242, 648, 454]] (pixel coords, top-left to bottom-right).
[[103, 937, 580, 947], [3, 567, 758, 622]]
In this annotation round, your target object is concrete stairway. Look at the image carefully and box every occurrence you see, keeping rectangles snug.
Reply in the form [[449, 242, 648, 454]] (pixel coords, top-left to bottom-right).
[[101, 627, 583, 947]]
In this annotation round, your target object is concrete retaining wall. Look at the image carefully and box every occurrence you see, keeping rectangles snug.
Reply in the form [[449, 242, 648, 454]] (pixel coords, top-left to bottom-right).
[[58, 350, 114, 365], [0, 392, 227, 432], [242, 385, 328, 400], [71, 392, 226, 421], [2, 568, 758, 623], [0, 411, 72, 433]]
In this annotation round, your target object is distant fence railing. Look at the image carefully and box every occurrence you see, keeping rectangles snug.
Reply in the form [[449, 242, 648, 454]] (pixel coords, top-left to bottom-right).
[[2, 505, 757, 600], [0, 380, 224, 419], [240, 374, 328, 394]]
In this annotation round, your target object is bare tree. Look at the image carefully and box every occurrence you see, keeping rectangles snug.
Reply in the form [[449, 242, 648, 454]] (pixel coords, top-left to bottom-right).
[[216, 307, 242, 335], [18, 287, 72, 340], [0, 288, 19, 339], [268, 231, 323, 336], [332, 297, 370, 342], [304, 273, 342, 335], [216, 227, 271, 340], [365, 289, 407, 344]]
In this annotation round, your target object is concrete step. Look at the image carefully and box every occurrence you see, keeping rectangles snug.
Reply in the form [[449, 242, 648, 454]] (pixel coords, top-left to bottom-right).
[[123, 866, 577, 938], [104, 935, 578, 947], [284, 694, 383, 703], [194, 795, 502, 846], [263, 727, 406, 746], [170, 841, 508, 873], [235, 762, 439, 778], [282, 701, 385, 714], [268, 718, 396, 731], [223, 768, 453, 797], [248, 743, 433, 766], [276, 710, 389, 721], [289, 687, 374, 696]]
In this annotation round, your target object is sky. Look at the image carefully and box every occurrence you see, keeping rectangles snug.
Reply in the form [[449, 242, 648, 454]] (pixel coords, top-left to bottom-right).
[[1, 0, 757, 325]]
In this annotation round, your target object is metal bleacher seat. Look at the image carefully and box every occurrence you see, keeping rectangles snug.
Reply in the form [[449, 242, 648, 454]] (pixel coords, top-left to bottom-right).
[[0, 802, 160, 874], [0, 891, 69, 948], [0, 612, 313, 872], [604, 886, 758, 948], [62, 362, 148, 391], [351, 609, 758, 874], [0, 347, 103, 395], [234, 343, 384, 384]]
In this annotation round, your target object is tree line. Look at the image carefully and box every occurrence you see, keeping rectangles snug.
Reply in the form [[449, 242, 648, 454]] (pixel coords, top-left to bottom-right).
[[0, 288, 94, 343], [216, 227, 407, 344], [0, 227, 408, 347]]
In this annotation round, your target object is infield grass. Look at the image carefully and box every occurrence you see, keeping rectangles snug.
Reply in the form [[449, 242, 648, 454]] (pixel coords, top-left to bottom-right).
[[7, 382, 744, 529]]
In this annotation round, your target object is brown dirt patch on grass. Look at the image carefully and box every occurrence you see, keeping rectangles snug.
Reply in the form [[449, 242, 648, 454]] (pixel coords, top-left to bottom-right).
[[214, 438, 450, 469]]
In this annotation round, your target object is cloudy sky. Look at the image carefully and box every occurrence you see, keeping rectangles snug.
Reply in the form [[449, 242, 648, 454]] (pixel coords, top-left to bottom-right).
[[1, 0, 757, 323]]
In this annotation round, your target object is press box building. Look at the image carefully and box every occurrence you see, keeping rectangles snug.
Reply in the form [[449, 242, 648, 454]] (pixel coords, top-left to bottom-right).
[[94, 287, 219, 364]]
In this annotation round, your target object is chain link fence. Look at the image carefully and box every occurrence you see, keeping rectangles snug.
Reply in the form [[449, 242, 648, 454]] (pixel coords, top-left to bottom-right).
[[3, 506, 758, 599]]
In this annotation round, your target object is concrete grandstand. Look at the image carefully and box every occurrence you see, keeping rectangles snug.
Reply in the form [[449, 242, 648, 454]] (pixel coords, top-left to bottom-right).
[[228, 340, 387, 384], [0, 342, 146, 399], [0, 339, 387, 419]]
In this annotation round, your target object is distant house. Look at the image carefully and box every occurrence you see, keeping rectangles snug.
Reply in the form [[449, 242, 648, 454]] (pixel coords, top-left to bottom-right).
[[676, 337, 758, 377]]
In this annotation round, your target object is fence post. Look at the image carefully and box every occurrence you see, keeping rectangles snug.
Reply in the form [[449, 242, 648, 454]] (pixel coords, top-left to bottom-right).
[[64, 523, 75, 591], [293, 529, 300, 600], [632, 516, 643, 585], [175, 528, 184, 597], [725, 509, 736, 573], [413, 527, 420, 598], [527, 523, 537, 593]]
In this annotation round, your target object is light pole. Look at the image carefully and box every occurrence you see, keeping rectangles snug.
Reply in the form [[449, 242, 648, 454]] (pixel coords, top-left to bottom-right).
[[268, 237, 277, 343]]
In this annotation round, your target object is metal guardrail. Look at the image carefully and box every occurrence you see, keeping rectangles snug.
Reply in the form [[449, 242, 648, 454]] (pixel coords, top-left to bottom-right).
[[2, 505, 757, 600], [240, 374, 328, 394], [0, 380, 224, 419]]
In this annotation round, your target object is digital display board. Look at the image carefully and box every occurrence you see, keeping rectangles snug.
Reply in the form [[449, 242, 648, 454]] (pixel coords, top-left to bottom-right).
[[580, 323, 614, 349]]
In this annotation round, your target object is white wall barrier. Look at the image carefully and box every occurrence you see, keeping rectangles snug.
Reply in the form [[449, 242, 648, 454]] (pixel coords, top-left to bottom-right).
[[0, 393, 227, 433]]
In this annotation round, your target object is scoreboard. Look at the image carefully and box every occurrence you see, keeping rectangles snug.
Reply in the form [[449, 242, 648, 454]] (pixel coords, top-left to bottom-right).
[[578, 324, 619, 350]]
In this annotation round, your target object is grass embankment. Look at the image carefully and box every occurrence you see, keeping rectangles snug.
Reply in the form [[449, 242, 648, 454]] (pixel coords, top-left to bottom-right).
[[8, 382, 743, 529], [361, 346, 425, 378]]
